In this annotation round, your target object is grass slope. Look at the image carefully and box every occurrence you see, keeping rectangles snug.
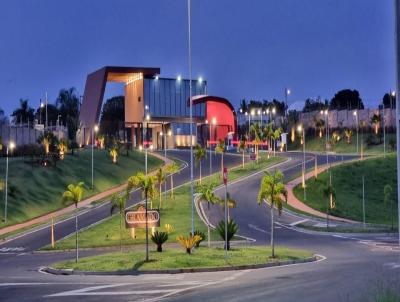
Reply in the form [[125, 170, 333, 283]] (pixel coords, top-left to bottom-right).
[[293, 155, 397, 225], [53, 246, 312, 272], [0, 149, 163, 226], [49, 155, 285, 250]]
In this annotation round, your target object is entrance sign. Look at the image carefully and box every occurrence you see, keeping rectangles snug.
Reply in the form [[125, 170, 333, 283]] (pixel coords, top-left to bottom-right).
[[125, 206, 160, 228]]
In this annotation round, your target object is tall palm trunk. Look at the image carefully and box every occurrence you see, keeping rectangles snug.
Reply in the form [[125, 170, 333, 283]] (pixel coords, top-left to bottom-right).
[[159, 183, 162, 209], [270, 204, 275, 258], [221, 153, 224, 176], [145, 190, 149, 262], [199, 161, 202, 184], [242, 150, 245, 168], [75, 206, 79, 263], [170, 175, 174, 198]]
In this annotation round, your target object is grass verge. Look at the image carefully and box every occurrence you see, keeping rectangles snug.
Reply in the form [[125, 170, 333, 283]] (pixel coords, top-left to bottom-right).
[[45, 155, 285, 250], [52, 246, 312, 272]]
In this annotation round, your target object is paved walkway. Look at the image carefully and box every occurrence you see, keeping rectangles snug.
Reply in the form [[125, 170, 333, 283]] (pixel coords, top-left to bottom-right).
[[0, 152, 172, 237], [286, 158, 360, 223]]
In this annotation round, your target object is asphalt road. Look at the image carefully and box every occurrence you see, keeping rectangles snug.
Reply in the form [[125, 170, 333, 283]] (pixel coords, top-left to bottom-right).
[[0, 150, 399, 302]]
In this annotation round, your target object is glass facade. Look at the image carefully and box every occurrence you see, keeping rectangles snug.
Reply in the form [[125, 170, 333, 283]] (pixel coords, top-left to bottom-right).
[[143, 78, 206, 118]]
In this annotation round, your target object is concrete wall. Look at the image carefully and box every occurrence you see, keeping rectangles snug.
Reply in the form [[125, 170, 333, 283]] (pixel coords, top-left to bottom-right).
[[1, 125, 68, 146]]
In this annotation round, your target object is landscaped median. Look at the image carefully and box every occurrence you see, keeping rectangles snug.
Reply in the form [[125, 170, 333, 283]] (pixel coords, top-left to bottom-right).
[[42, 154, 286, 250], [48, 246, 315, 274]]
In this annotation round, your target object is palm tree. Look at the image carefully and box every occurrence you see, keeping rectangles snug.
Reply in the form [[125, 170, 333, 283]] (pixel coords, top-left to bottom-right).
[[56, 87, 80, 140], [238, 139, 246, 168], [344, 129, 353, 144], [250, 123, 262, 163], [38, 131, 57, 154], [110, 193, 127, 252], [127, 172, 158, 261], [272, 128, 282, 156], [314, 117, 325, 138], [62, 182, 85, 262], [11, 99, 34, 124], [384, 184, 394, 230], [215, 139, 225, 176], [194, 144, 207, 184], [109, 146, 118, 163], [370, 113, 381, 135], [263, 122, 274, 157], [218, 192, 237, 222], [164, 162, 179, 199], [156, 167, 166, 209], [196, 182, 221, 247], [57, 138, 68, 160], [257, 170, 287, 258]]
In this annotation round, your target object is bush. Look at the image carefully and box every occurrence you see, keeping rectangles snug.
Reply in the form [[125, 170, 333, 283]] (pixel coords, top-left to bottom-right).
[[151, 231, 168, 252], [177, 234, 202, 254], [192, 230, 206, 247], [389, 138, 396, 151], [365, 134, 380, 146], [216, 219, 238, 250]]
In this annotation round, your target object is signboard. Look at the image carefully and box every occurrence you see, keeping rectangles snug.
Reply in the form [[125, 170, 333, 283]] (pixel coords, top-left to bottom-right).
[[125, 206, 160, 228], [250, 153, 256, 161], [223, 167, 228, 185]]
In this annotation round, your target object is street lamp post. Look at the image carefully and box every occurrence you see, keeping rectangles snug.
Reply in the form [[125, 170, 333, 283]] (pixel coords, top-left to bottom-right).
[[298, 125, 306, 201], [285, 88, 291, 119], [353, 110, 359, 155], [4, 141, 15, 224], [321, 110, 329, 166], [91, 125, 99, 190]]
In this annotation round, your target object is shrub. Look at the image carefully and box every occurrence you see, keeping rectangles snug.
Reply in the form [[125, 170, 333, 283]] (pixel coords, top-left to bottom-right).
[[164, 224, 174, 234], [216, 219, 239, 250], [177, 234, 202, 254], [192, 230, 206, 247], [365, 134, 380, 146], [389, 138, 396, 151], [151, 231, 168, 252]]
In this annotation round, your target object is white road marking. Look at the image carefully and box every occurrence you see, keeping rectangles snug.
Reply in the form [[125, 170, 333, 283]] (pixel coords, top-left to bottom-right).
[[290, 219, 309, 226], [248, 224, 269, 234], [0, 247, 25, 252]]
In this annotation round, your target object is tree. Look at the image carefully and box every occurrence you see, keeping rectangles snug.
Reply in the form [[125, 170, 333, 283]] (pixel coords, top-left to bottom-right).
[[263, 122, 274, 157], [302, 98, 327, 113], [35, 103, 59, 126], [151, 231, 168, 252], [100, 96, 125, 139], [218, 192, 237, 222], [57, 138, 68, 160], [12, 99, 34, 124], [344, 129, 353, 144], [110, 193, 127, 252], [330, 89, 364, 110], [272, 128, 282, 156], [370, 113, 381, 135], [38, 131, 58, 154], [56, 88, 80, 140], [109, 146, 118, 164], [384, 184, 394, 230], [156, 167, 166, 209], [238, 139, 246, 168], [239, 99, 248, 113], [127, 172, 158, 261], [250, 123, 263, 163], [194, 144, 207, 184], [62, 182, 85, 262], [216, 219, 238, 250], [196, 182, 221, 247], [215, 139, 226, 177], [165, 162, 179, 199], [382, 93, 396, 109], [314, 116, 325, 138], [257, 170, 287, 258]]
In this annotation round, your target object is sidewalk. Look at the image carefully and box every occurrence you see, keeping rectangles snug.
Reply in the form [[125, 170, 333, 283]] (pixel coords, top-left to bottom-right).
[[0, 152, 172, 237], [286, 159, 359, 223]]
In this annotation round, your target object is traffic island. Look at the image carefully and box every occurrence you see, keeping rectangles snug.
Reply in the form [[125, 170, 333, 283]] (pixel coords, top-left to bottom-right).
[[45, 246, 315, 275]]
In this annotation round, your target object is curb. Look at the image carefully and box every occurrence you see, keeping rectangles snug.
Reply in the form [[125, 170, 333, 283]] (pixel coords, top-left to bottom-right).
[[42, 255, 319, 276]]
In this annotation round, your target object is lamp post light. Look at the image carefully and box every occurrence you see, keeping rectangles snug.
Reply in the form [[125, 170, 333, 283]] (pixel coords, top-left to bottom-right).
[[285, 88, 291, 119], [4, 141, 15, 224], [144, 113, 150, 175], [40, 101, 44, 125], [91, 125, 99, 190], [297, 125, 306, 200], [353, 110, 359, 155]]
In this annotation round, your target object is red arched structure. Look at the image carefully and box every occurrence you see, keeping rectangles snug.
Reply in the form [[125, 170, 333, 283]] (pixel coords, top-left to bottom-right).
[[192, 96, 237, 144]]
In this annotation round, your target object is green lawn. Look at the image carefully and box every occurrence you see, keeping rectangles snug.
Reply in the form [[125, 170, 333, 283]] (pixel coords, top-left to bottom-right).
[[52, 246, 312, 272], [288, 133, 395, 154], [0, 149, 163, 226], [48, 154, 285, 250], [293, 155, 398, 225]]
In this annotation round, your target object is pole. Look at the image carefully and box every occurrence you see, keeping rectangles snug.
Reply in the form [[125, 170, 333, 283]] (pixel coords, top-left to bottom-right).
[[145, 191, 149, 261], [45, 92, 48, 130], [4, 147, 9, 223], [209, 123, 212, 178], [302, 130, 306, 201], [383, 107, 386, 158], [362, 175, 366, 229], [224, 178, 228, 261], [75, 209, 78, 263], [91, 128, 94, 189], [356, 114, 359, 155], [395, 0, 400, 248], [164, 127, 167, 199], [188, 0, 195, 235], [51, 217, 55, 248]]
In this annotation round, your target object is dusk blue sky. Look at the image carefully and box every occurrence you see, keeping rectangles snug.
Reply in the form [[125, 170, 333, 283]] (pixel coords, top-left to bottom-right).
[[0, 0, 395, 116]]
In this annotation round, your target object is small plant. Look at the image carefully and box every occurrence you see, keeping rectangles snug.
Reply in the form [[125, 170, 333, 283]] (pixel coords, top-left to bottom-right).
[[151, 231, 169, 252], [57, 138, 68, 160], [192, 230, 206, 247], [109, 146, 118, 163], [216, 219, 238, 251], [177, 234, 202, 254], [164, 223, 174, 234]]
